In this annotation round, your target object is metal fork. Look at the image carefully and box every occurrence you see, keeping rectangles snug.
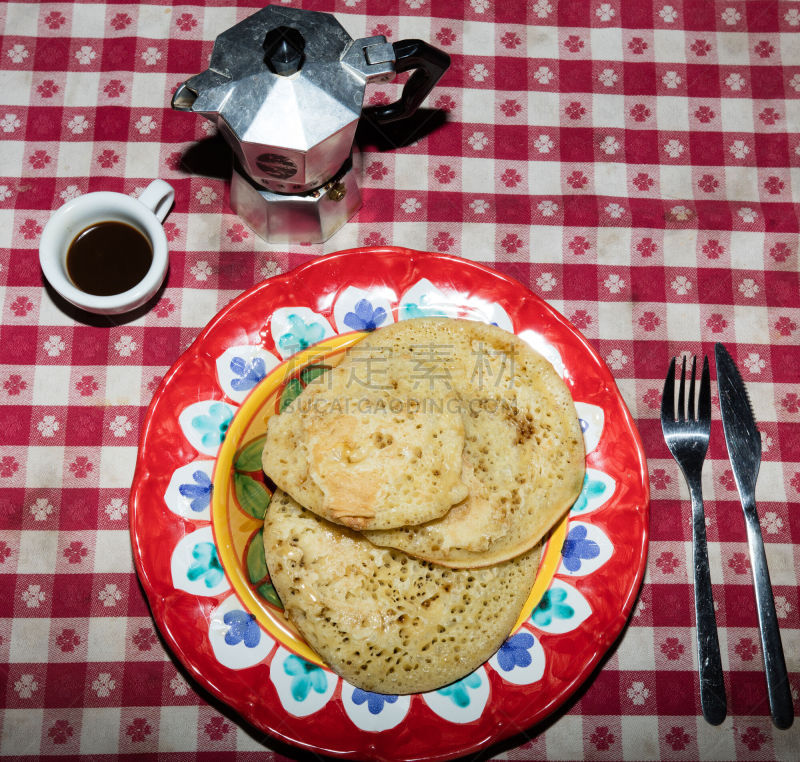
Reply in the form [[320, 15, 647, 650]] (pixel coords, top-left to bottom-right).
[[661, 355, 727, 725]]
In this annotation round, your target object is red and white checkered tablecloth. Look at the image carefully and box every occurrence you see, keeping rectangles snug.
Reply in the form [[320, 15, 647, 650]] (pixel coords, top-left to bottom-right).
[[1, 0, 799, 759]]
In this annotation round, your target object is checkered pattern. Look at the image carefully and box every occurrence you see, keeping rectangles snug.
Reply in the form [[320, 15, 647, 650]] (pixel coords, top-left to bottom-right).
[[1, 0, 798, 759]]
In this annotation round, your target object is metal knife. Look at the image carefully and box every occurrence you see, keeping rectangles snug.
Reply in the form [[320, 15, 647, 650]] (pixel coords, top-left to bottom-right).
[[715, 343, 794, 729]]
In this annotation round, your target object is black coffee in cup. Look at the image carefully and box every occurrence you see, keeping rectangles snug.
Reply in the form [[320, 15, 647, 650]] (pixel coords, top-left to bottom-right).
[[66, 221, 153, 296]]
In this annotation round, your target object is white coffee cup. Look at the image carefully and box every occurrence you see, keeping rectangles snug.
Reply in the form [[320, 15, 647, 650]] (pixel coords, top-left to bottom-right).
[[39, 179, 175, 315]]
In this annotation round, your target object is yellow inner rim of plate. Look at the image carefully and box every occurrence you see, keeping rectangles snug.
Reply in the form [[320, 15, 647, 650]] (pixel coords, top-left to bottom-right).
[[212, 332, 568, 667]]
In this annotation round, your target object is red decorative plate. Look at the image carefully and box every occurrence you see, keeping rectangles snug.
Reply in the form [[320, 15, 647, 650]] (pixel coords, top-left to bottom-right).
[[130, 247, 649, 762]]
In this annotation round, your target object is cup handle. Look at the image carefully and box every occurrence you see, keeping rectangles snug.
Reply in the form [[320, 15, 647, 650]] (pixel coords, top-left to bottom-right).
[[137, 179, 175, 223]]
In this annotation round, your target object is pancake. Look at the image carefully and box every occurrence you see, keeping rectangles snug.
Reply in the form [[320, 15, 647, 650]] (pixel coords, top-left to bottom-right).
[[263, 489, 542, 695], [357, 319, 586, 567], [263, 344, 469, 531]]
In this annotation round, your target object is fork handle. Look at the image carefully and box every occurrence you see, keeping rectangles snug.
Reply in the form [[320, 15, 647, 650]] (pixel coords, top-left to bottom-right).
[[688, 479, 727, 725]]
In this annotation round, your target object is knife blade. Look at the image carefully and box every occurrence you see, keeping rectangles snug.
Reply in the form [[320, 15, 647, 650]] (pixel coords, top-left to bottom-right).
[[715, 342, 794, 729]]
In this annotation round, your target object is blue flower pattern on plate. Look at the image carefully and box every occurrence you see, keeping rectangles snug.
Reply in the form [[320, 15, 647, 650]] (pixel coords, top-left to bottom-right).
[[178, 469, 212, 513], [278, 314, 325, 354], [562, 524, 600, 572], [352, 689, 399, 714], [496, 631, 535, 672], [343, 299, 387, 332], [229, 356, 267, 392], [437, 672, 482, 708], [186, 541, 224, 588], [283, 655, 329, 702], [190, 402, 233, 449], [571, 473, 607, 514], [223, 610, 261, 648], [532, 587, 575, 627]]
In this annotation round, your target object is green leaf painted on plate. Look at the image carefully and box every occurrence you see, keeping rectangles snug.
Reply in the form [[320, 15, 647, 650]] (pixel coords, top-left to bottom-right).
[[247, 528, 283, 609], [246, 528, 269, 583], [235, 435, 267, 473], [258, 580, 283, 609], [279, 378, 303, 412], [300, 364, 329, 386], [234, 472, 270, 520]]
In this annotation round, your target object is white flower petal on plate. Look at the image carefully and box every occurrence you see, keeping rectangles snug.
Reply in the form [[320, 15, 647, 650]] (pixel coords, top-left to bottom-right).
[[457, 297, 514, 332], [333, 286, 396, 334], [215, 346, 279, 404], [516, 330, 566, 377], [398, 279, 459, 320], [164, 460, 214, 521], [270, 307, 335, 360], [178, 400, 238, 457], [207, 593, 274, 670], [269, 647, 337, 717], [529, 579, 592, 635], [569, 468, 616, 517], [340, 682, 411, 732], [574, 402, 604, 453], [170, 525, 230, 597], [421, 666, 490, 723], [489, 628, 546, 685], [558, 521, 614, 577]]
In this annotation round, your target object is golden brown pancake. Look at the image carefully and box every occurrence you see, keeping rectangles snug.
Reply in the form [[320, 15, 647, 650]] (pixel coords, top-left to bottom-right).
[[263, 356, 468, 530], [263, 489, 542, 694], [357, 319, 585, 567]]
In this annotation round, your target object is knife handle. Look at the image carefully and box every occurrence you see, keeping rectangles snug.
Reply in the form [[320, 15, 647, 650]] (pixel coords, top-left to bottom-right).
[[743, 503, 795, 729], [688, 481, 727, 725]]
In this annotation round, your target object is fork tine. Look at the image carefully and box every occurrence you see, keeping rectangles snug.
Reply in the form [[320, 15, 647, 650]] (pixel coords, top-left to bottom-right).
[[688, 355, 697, 420], [698, 355, 711, 423], [662, 357, 676, 422], [677, 356, 687, 422]]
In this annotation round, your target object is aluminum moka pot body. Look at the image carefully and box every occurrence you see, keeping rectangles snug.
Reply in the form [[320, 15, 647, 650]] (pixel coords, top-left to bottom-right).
[[172, 5, 450, 241]]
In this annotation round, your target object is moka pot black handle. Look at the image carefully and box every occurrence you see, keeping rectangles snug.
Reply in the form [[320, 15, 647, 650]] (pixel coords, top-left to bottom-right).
[[366, 39, 450, 124]]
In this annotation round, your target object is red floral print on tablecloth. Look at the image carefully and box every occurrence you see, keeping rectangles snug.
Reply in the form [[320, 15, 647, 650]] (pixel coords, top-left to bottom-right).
[[48, 720, 74, 744], [29, 150, 51, 170], [500, 31, 521, 49], [729, 551, 751, 574], [734, 637, 758, 661], [567, 170, 588, 189], [56, 627, 80, 652], [367, 161, 388, 180], [44, 11, 67, 29], [565, 101, 586, 120], [501, 233, 523, 254], [432, 232, 455, 252], [769, 242, 792, 262], [661, 637, 685, 660], [698, 174, 719, 193], [437, 27, 457, 46], [666, 726, 691, 750], [590, 726, 616, 750], [363, 232, 387, 247], [764, 176, 785, 195], [741, 727, 766, 751], [204, 716, 231, 741], [175, 13, 197, 32], [126, 718, 151, 742], [63, 541, 87, 564], [628, 37, 648, 54], [636, 237, 658, 257], [775, 316, 797, 336]]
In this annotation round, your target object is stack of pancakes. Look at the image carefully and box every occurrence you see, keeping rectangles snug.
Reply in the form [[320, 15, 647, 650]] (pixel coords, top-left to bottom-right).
[[262, 318, 585, 694]]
